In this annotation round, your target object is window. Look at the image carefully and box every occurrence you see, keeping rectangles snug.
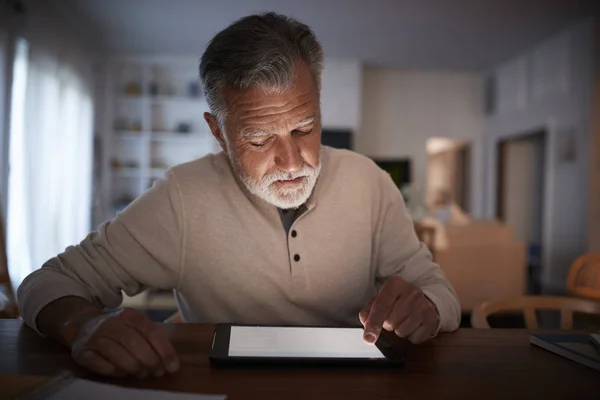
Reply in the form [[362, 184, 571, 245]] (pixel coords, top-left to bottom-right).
[[7, 38, 94, 292]]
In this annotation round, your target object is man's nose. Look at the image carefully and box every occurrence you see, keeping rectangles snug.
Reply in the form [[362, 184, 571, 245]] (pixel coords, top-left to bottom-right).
[[274, 136, 303, 173]]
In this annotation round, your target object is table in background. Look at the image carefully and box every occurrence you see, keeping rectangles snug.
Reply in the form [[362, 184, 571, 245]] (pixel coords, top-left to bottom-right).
[[0, 320, 597, 399]]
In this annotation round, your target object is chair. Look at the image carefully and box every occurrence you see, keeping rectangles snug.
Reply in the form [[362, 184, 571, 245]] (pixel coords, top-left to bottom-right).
[[414, 223, 436, 258], [471, 295, 600, 329], [566, 253, 600, 301]]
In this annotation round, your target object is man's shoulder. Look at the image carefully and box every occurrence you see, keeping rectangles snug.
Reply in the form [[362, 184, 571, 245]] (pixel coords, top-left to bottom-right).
[[165, 152, 231, 191]]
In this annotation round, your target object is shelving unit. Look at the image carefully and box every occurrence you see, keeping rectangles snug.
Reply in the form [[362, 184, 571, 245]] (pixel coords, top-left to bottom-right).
[[100, 57, 220, 223]]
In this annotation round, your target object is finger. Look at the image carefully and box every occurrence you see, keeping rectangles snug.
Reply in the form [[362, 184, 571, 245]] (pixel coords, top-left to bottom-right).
[[363, 282, 400, 343], [382, 291, 418, 331], [117, 325, 164, 375], [123, 310, 180, 373], [394, 315, 422, 339], [408, 324, 432, 344], [359, 296, 376, 326], [74, 349, 125, 377], [92, 336, 146, 377], [144, 324, 179, 374]]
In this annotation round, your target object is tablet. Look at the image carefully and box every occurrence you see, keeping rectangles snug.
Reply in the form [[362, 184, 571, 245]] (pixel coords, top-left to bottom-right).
[[209, 324, 405, 368]]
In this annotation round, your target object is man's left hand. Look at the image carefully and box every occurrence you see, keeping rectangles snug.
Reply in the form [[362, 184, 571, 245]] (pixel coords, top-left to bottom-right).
[[359, 276, 440, 344]]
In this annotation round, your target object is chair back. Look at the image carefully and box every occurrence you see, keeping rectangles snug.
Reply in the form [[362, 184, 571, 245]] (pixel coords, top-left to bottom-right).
[[471, 295, 600, 329], [414, 223, 436, 258], [566, 253, 600, 301]]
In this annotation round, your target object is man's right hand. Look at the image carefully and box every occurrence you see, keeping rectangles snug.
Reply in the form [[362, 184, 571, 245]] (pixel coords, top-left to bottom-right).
[[70, 308, 180, 378], [36, 297, 179, 378]]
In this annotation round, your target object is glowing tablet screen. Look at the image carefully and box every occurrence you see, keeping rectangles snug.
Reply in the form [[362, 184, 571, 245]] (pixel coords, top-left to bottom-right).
[[228, 326, 385, 358]]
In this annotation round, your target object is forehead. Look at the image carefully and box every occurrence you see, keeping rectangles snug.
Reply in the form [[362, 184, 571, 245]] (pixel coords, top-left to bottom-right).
[[222, 63, 319, 133]]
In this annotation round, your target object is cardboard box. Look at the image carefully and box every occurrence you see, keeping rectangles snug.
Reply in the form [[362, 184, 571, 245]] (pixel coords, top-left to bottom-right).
[[428, 221, 527, 312], [436, 243, 527, 312]]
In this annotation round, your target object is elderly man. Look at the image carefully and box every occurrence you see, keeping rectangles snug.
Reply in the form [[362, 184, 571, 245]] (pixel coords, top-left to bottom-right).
[[17, 12, 460, 379]]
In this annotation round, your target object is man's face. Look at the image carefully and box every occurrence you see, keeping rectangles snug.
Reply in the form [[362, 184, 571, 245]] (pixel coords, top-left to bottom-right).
[[205, 62, 322, 209]]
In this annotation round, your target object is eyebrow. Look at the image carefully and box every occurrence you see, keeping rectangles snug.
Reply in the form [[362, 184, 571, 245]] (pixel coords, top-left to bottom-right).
[[241, 129, 271, 139], [241, 116, 316, 139], [293, 116, 315, 129]]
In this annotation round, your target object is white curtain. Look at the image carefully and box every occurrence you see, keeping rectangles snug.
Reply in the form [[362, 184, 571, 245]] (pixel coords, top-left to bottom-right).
[[7, 38, 93, 292]]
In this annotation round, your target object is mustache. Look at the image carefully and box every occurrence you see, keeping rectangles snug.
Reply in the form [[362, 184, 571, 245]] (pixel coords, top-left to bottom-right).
[[262, 165, 316, 186]]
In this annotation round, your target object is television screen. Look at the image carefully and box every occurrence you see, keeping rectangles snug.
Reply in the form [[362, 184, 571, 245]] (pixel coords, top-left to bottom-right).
[[372, 159, 412, 189], [321, 129, 353, 150]]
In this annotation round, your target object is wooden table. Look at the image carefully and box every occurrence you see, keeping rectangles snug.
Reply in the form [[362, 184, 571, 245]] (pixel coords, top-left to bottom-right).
[[0, 320, 597, 399]]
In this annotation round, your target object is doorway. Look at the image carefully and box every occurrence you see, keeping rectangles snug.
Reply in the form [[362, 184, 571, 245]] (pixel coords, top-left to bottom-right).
[[496, 130, 546, 294], [426, 138, 471, 214]]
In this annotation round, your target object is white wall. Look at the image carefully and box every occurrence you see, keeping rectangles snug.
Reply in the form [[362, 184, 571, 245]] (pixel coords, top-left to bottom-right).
[[484, 19, 595, 291], [356, 70, 485, 216], [320, 59, 362, 131]]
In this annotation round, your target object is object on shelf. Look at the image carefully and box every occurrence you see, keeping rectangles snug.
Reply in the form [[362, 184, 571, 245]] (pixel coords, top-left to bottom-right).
[[112, 159, 140, 170], [115, 118, 143, 132], [176, 122, 193, 133], [123, 82, 142, 96], [148, 81, 159, 96], [129, 120, 143, 131], [188, 81, 201, 98], [123, 160, 140, 169], [151, 160, 168, 169], [110, 158, 122, 169]]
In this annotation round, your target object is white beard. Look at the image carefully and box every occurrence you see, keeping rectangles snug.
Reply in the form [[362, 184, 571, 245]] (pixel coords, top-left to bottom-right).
[[228, 151, 322, 209]]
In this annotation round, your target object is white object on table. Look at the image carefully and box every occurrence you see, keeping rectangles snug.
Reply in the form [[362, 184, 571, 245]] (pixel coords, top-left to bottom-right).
[[44, 379, 226, 400]]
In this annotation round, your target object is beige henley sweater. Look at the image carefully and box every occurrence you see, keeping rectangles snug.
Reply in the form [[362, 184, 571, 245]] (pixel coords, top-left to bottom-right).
[[18, 147, 461, 333]]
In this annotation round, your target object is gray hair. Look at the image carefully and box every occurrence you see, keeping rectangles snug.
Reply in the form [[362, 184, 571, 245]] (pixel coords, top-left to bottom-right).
[[199, 12, 324, 126]]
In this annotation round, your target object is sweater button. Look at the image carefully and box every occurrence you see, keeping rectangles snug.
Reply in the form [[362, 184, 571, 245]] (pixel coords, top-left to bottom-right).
[[291, 230, 297, 238], [294, 254, 300, 262]]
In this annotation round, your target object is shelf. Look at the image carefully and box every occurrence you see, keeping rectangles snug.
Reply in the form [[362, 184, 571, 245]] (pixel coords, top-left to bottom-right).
[[115, 131, 146, 139], [150, 168, 168, 178], [150, 95, 204, 104], [114, 167, 143, 178], [114, 131, 207, 141], [103, 59, 215, 226], [116, 95, 145, 103], [117, 95, 204, 104], [151, 132, 205, 142]]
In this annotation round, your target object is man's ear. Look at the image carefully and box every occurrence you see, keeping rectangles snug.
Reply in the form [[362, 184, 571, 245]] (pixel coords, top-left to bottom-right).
[[204, 112, 227, 152]]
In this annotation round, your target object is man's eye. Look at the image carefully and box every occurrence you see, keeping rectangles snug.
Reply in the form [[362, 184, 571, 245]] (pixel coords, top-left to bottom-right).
[[294, 129, 313, 135], [250, 139, 270, 147]]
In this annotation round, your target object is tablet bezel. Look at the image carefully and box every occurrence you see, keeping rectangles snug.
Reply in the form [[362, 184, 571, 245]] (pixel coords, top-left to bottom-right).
[[209, 324, 406, 368]]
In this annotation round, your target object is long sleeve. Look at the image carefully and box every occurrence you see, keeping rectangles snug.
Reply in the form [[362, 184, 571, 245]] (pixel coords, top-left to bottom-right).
[[17, 172, 185, 333], [373, 170, 461, 333]]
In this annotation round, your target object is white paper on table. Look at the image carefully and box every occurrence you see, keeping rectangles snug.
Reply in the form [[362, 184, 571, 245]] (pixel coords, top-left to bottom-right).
[[43, 379, 226, 400]]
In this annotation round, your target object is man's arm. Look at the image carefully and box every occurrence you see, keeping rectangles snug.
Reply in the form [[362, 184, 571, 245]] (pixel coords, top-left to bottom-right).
[[36, 296, 105, 347], [18, 172, 184, 333], [361, 169, 461, 341], [17, 172, 185, 376]]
